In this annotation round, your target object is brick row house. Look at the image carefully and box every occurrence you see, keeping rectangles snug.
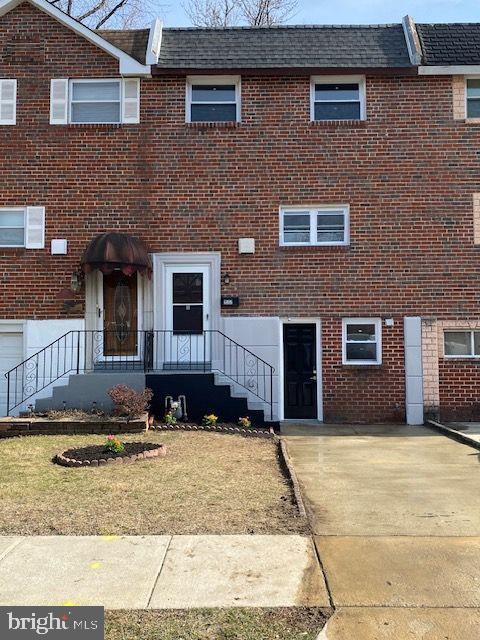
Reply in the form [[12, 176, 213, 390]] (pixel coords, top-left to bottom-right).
[[1, 0, 480, 424]]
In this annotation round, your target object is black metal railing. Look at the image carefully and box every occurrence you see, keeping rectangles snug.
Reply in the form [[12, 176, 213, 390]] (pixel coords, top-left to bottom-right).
[[5, 330, 275, 420]]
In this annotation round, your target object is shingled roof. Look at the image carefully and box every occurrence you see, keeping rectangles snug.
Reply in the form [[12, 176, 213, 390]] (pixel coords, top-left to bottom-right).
[[98, 28, 150, 64], [417, 23, 480, 66], [153, 24, 412, 71]]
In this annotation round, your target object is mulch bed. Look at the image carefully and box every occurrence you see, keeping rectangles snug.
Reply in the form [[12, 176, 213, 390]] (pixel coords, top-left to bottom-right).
[[55, 442, 166, 467]]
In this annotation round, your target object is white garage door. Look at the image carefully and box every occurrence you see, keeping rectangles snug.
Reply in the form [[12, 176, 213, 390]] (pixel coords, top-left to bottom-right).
[[0, 332, 23, 417]]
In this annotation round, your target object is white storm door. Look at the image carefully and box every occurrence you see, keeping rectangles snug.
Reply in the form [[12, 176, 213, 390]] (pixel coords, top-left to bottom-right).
[[165, 265, 211, 368]]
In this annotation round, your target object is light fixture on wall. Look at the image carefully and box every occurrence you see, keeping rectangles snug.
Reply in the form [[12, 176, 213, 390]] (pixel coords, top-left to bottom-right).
[[222, 273, 231, 285], [70, 270, 84, 293]]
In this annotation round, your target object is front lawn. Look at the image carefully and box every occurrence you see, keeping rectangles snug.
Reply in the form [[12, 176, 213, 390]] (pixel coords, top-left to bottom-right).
[[0, 431, 307, 535], [106, 609, 328, 640]]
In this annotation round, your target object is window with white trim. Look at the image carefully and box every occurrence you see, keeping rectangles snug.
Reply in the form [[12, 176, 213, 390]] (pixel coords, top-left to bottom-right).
[[311, 76, 365, 121], [280, 206, 349, 246], [444, 330, 480, 357], [50, 78, 140, 125], [0, 207, 45, 249], [0, 79, 17, 125], [186, 76, 241, 123], [466, 79, 480, 118], [342, 318, 382, 365]]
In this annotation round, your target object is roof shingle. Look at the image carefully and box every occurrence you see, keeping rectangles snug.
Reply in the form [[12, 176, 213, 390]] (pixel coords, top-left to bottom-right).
[[156, 24, 412, 70], [417, 23, 480, 66]]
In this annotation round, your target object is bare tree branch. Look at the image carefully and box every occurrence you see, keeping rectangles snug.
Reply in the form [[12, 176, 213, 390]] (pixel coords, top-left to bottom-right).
[[182, 0, 298, 27], [77, 0, 108, 21], [237, 0, 298, 26], [182, 0, 238, 27], [49, 0, 165, 29], [94, 0, 128, 27]]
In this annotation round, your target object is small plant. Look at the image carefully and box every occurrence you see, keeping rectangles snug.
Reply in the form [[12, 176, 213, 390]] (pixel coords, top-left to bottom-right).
[[238, 416, 251, 429], [103, 434, 125, 454], [164, 410, 177, 426], [107, 385, 153, 422], [202, 413, 218, 427]]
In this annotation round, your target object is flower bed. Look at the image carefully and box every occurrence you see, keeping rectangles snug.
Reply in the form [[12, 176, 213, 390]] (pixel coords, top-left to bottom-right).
[[55, 441, 166, 467]]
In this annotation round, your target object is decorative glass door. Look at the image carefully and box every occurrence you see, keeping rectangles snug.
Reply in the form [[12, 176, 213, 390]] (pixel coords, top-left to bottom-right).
[[103, 272, 138, 356], [165, 265, 210, 368]]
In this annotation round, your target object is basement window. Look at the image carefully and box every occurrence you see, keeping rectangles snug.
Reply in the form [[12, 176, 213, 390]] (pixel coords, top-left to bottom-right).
[[342, 318, 382, 365], [311, 76, 366, 121], [444, 330, 480, 357], [186, 76, 241, 123]]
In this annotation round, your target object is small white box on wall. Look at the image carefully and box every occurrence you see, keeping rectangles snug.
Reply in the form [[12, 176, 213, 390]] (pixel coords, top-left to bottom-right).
[[51, 239, 68, 255], [238, 238, 255, 254]]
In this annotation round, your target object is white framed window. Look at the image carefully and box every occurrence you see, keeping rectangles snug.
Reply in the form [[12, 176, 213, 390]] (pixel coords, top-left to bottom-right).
[[50, 78, 140, 125], [0, 207, 45, 249], [0, 79, 17, 125], [186, 75, 241, 123], [466, 78, 480, 119], [280, 205, 349, 246], [311, 75, 366, 122], [444, 330, 480, 358], [342, 318, 382, 365]]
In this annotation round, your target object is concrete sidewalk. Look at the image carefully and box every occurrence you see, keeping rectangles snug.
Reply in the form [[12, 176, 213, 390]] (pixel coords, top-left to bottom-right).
[[0, 535, 330, 609]]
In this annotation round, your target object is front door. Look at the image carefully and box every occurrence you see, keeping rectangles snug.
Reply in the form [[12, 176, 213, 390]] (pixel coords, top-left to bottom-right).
[[165, 265, 211, 368], [103, 271, 138, 356], [283, 323, 317, 419]]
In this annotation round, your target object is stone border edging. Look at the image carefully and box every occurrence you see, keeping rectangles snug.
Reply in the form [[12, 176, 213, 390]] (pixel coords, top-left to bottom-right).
[[153, 423, 275, 439], [55, 444, 167, 467], [427, 419, 480, 451], [279, 439, 307, 518]]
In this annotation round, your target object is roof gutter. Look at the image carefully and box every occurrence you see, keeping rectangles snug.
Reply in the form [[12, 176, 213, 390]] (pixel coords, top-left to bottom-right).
[[402, 15, 423, 65], [151, 66, 417, 77]]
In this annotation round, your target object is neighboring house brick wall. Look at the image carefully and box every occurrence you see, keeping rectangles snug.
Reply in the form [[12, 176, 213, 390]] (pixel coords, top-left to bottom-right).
[[421, 318, 440, 418], [473, 193, 480, 245]]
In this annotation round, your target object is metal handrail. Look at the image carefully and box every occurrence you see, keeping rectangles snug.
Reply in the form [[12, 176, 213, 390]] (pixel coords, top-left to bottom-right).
[[5, 330, 275, 420]]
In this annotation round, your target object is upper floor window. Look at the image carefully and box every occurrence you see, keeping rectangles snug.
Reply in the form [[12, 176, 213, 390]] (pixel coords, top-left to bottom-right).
[[444, 330, 480, 358], [0, 79, 17, 125], [280, 205, 349, 246], [311, 76, 366, 122], [50, 78, 140, 125], [466, 79, 480, 118], [342, 318, 382, 365], [186, 76, 241, 123], [0, 207, 45, 249]]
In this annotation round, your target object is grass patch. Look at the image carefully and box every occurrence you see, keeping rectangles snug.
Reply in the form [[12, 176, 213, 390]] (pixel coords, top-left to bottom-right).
[[105, 608, 329, 640], [0, 431, 308, 535]]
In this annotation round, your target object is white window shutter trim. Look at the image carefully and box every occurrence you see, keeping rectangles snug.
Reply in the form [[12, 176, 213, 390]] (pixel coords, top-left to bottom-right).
[[122, 79, 140, 124], [0, 79, 17, 125], [26, 207, 45, 249], [50, 79, 69, 124]]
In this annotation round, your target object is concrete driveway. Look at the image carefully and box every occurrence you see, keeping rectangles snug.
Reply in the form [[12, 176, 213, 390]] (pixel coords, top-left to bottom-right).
[[283, 424, 480, 640]]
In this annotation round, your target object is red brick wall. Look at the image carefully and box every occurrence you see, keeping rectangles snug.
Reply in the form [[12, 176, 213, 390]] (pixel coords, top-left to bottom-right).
[[2, 3, 480, 422], [439, 360, 480, 421], [322, 317, 405, 423]]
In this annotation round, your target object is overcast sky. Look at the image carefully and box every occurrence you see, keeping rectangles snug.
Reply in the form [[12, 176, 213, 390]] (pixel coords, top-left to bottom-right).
[[162, 0, 480, 27]]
